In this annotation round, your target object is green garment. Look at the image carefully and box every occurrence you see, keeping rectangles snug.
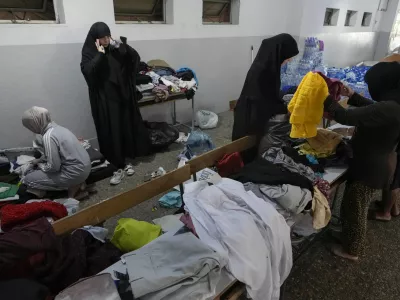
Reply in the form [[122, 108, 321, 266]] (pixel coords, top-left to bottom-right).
[[0, 182, 19, 199], [111, 218, 162, 253]]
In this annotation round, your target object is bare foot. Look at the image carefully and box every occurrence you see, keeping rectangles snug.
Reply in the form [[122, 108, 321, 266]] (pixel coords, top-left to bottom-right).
[[374, 212, 392, 222], [330, 244, 359, 261]]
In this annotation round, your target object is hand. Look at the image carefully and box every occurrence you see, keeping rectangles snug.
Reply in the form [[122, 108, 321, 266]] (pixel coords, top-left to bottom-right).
[[340, 84, 354, 98], [95, 39, 105, 54]]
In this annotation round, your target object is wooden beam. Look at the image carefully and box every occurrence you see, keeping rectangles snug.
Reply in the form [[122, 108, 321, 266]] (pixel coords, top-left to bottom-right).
[[188, 136, 256, 174], [53, 165, 191, 235]]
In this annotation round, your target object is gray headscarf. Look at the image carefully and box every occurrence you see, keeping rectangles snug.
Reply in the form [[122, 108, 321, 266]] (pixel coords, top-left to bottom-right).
[[22, 106, 52, 134]]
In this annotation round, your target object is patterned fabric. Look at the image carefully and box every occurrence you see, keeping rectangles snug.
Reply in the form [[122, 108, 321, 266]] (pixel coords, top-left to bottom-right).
[[313, 178, 330, 199], [341, 181, 377, 256]]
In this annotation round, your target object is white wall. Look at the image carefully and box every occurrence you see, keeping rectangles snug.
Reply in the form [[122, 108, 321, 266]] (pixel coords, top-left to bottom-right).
[[0, 0, 293, 47], [0, 0, 399, 147]]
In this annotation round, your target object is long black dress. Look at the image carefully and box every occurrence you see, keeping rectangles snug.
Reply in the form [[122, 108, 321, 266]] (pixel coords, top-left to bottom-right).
[[232, 34, 299, 141], [81, 22, 151, 169]]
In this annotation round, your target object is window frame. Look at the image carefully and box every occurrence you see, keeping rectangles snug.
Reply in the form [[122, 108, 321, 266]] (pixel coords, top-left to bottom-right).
[[0, 0, 62, 24], [361, 12, 373, 27], [202, 0, 233, 25], [323, 8, 340, 27], [345, 10, 358, 27], [114, 0, 166, 24]]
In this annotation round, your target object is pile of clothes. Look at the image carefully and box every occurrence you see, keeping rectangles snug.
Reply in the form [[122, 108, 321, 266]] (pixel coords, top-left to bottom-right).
[[136, 59, 198, 102], [0, 217, 121, 297]]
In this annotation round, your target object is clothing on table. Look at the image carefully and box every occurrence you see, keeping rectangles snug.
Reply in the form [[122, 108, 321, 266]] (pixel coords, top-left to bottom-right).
[[158, 190, 182, 208], [0, 182, 19, 199], [136, 74, 152, 85], [0, 200, 68, 231], [152, 215, 184, 233], [260, 184, 312, 214], [0, 217, 122, 294], [184, 179, 292, 300], [179, 213, 198, 236], [146, 71, 161, 85], [232, 34, 299, 141], [313, 178, 330, 199], [231, 158, 313, 192], [257, 114, 293, 156], [147, 59, 173, 69], [263, 147, 316, 182], [75, 226, 109, 243], [311, 187, 331, 230], [22, 122, 91, 191], [288, 72, 329, 138], [341, 181, 378, 256], [122, 229, 224, 300], [55, 274, 121, 300], [243, 182, 293, 224], [81, 22, 151, 169], [298, 143, 335, 158], [216, 152, 244, 177], [281, 146, 325, 173], [137, 83, 155, 92], [307, 128, 343, 155], [153, 86, 169, 102], [111, 218, 161, 252], [176, 67, 199, 85]]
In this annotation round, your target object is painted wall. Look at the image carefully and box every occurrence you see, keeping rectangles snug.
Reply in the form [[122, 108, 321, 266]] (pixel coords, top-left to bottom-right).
[[0, 0, 398, 148]]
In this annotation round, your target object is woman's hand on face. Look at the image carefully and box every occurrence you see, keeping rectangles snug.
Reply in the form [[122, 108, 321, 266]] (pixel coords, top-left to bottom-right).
[[95, 39, 105, 54], [340, 84, 354, 98]]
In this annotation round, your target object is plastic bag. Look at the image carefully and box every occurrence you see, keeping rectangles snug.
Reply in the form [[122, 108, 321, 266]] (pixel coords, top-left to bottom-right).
[[186, 130, 215, 156], [194, 110, 218, 129], [258, 114, 292, 156]]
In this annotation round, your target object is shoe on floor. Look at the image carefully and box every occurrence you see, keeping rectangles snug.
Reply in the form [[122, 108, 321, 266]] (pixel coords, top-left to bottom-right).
[[110, 169, 125, 185], [124, 164, 135, 176]]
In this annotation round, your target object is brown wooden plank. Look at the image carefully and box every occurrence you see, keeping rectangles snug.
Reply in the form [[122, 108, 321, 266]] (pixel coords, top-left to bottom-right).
[[188, 136, 256, 174], [52, 165, 191, 235], [221, 282, 246, 300]]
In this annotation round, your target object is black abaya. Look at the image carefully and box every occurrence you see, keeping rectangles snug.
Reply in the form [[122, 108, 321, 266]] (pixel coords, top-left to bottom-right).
[[81, 22, 151, 169], [232, 34, 299, 141]]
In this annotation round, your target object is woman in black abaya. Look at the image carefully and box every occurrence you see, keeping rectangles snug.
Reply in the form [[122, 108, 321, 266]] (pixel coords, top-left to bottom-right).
[[81, 22, 151, 185], [232, 34, 299, 142]]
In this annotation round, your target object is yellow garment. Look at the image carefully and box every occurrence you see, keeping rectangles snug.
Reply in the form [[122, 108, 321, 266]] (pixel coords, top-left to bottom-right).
[[298, 143, 333, 158], [288, 72, 329, 138], [312, 187, 331, 230], [111, 218, 162, 252], [307, 128, 342, 154]]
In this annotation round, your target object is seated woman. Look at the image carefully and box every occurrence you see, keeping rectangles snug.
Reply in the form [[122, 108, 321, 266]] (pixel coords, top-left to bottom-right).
[[22, 106, 91, 198], [324, 62, 400, 261]]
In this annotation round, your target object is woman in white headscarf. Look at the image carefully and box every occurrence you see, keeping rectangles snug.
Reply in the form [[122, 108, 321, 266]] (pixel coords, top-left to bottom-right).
[[21, 106, 91, 197]]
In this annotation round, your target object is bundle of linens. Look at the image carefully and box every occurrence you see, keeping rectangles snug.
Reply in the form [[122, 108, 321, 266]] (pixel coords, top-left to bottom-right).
[[136, 59, 198, 102]]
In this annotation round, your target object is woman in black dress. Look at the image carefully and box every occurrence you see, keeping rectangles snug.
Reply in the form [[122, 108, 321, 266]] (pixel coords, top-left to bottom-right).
[[81, 22, 151, 185]]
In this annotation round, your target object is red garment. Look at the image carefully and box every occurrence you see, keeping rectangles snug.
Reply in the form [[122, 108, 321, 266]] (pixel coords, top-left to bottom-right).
[[1, 201, 67, 231], [317, 72, 344, 119], [216, 152, 244, 177]]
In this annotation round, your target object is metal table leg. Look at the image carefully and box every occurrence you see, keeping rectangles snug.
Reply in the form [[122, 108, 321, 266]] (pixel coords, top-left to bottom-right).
[[191, 96, 195, 130]]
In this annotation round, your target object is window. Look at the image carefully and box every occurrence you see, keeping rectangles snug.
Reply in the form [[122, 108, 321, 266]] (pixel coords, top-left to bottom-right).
[[203, 0, 232, 24], [324, 8, 340, 26], [0, 0, 58, 22], [114, 0, 165, 23], [362, 12, 373, 27], [345, 10, 358, 27]]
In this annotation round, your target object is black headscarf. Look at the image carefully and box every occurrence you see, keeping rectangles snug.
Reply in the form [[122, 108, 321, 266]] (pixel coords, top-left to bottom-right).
[[365, 62, 400, 102], [240, 34, 299, 116], [81, 22, 111, 67]]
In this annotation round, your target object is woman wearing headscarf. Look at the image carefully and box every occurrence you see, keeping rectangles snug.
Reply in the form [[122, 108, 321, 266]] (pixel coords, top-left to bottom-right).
[[81, 22, 151, 185], [232, 34, 299, 143], [22, 107, 91, 198], [324, 62, 400, 261]]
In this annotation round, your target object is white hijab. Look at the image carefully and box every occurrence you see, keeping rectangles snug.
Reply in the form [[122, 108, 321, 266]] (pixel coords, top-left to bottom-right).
[[22, 106, 52, 134]]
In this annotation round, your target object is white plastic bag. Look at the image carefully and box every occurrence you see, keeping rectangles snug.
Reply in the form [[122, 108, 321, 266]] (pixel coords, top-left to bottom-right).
[[195, 110, 218, 129]]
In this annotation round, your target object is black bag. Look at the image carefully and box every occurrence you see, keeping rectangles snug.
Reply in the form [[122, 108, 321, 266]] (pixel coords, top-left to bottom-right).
[[145, 122, 179, 151]]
